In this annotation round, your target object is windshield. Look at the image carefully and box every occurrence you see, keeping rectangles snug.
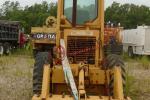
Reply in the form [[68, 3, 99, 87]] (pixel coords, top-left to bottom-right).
[[64, 0, 73, 23], [64, 0, 98, 25]]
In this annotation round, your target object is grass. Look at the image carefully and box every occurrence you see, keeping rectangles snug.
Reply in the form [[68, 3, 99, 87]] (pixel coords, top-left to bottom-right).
[[123, 53, 150, 69], [123, 53, 132, 61], [0, 51, 34, 100], [12, 48, 33, 56], [125, 60, 150, 100], [0, 50, 150, 100], [140, 56, 150, 69], [125, 74, 135, 96], [122, 53, 150, 99], [126, 77, 150, 100]]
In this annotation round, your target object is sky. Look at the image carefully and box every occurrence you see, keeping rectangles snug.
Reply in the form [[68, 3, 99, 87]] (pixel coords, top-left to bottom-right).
[[0, 0, 150, 8]]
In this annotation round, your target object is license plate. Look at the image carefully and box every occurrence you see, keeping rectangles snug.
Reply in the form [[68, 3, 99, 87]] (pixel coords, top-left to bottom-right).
[[31, 33, 56, 40]]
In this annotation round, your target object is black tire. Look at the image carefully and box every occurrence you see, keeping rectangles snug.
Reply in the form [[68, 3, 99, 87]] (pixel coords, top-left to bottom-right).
[[0, 44, 4, 56], [3, 43, 11, 55], [106, 54, 126, 96], [33, 49, 38, 58], [33, 52, 52, 95], [128, 47, 134, 58]]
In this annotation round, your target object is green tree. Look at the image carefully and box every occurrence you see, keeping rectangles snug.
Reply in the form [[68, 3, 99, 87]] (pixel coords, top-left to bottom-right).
[[105, 2, 150, 29], [0, 1, 57, 34]]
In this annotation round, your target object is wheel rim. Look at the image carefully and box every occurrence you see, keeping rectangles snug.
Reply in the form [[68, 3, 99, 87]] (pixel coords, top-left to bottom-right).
[[128, 48, 132, 57], [0, 46, 4, 55], [128, 51, 131, 57]]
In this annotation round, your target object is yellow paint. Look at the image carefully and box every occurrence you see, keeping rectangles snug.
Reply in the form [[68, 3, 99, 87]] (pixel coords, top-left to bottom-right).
[[113, 67, 124, 99], [41, 64, 50, 99], [31, 0, 131, 100]]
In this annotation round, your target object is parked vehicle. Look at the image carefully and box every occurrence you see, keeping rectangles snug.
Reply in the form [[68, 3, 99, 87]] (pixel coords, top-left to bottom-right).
[[122, 26, 150, 57], [104, 25, 123, 55], [0, 20, 25, 55]]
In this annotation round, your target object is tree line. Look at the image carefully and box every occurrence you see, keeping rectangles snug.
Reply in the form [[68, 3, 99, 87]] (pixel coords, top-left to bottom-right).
[[105, 2, 150, 29], [0, 1, 150, 33], [0, 1, 57, 34]]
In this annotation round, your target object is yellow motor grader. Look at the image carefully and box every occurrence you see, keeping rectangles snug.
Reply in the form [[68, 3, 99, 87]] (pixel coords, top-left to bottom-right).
[[31, 0, 130, 100]]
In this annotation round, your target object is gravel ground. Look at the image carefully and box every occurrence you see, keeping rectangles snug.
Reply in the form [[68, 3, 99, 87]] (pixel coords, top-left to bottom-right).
[[126, 62, 150, 100], [0, 56, 34, 100], [0, 55, 150, 100]]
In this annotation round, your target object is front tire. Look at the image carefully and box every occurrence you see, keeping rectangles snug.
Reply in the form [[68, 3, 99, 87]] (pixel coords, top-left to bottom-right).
[[128, 47, 134, 58], [3, 43, 11, 55], [33, 52, 52, 95], [106, 54, 126, 96]]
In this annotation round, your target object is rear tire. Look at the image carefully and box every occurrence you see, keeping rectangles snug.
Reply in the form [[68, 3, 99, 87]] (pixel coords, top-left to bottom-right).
[[106, 54, 126, 96], [33, 52, 52, 95], [4, 43, 11, 55], [128, 47, 134, 58], [0, 44, 4, 56]]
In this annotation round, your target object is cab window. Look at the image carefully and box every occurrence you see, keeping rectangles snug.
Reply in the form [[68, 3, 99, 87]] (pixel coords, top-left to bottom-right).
[[64, 0, 98, 25]]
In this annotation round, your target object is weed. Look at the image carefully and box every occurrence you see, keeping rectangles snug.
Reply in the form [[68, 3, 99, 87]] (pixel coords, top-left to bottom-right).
[[125, 61, 150, 100], [12, 48, 32, 56], [123, 53, 134, 62], [0, 55, 33, 100], [125, 74, 135, 96], [139, 56, 150, 69]]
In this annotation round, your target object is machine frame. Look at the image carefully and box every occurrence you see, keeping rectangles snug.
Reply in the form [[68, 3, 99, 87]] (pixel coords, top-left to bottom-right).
[[31, 0, 130, 100]]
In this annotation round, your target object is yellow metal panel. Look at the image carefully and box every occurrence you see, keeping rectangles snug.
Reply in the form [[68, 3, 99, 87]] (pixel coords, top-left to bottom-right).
[[52, 65, 78, 83], [32, 40, 55, 44], [52, 67, 65, 83], [41, 64, 50, 99], [31, 27, 57, 33], [31, 26, 57, 45], [113, 67, 124, 99], [52, 65, 106, 84], [89, 68, 105, 84]]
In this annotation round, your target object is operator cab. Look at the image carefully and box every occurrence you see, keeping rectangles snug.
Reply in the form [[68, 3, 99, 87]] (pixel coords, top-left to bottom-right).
[[59, 0, 103, 64], [64, 0, 98, 26], [60, 0, 103, 28]]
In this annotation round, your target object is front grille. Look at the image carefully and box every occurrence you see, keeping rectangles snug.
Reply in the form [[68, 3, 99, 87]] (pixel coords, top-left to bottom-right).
[[67, 36, 96, 64]]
